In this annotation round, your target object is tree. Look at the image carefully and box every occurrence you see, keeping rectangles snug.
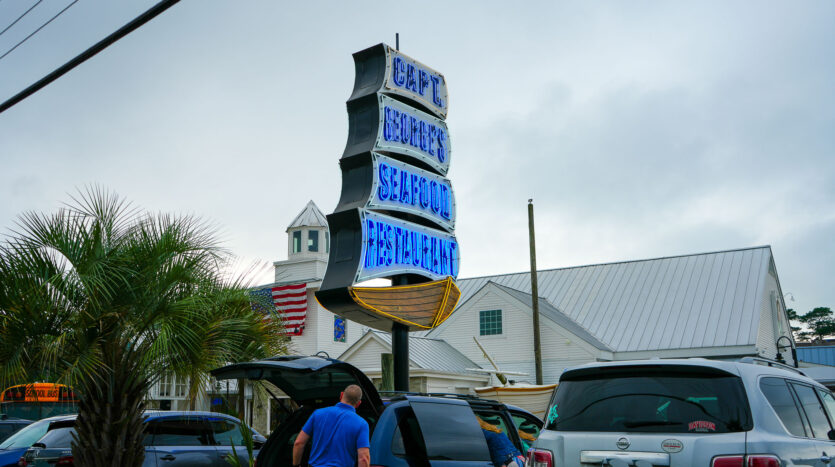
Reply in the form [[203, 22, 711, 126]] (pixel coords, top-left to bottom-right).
[[0, 188, 286, 467], [798, 307, 835, 342]]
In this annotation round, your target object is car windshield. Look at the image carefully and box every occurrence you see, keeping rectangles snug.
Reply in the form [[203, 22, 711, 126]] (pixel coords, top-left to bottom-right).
[[0, 419, 50, 450], [547, 366, 753, 433]]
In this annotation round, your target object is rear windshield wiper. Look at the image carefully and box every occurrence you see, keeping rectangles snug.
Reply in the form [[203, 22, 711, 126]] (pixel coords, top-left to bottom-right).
[[622, 420, 681, 428]]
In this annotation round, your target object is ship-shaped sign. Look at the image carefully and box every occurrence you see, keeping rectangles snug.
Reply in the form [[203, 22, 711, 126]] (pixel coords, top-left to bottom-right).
[[316, 44, 461, 332]]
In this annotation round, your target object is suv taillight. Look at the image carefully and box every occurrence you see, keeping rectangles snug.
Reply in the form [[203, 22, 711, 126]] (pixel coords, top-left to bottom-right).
[[747, 455, 780, 467], [56, 455, 73, 466], [712, 456, 744, 467], [526, 448, 553, 467], [712, 455, 780, 467], [17, 458, 27, 467]]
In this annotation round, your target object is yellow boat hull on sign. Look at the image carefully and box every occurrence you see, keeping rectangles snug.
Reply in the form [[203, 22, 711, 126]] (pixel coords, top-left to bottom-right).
[[347, 277, 460, 331]]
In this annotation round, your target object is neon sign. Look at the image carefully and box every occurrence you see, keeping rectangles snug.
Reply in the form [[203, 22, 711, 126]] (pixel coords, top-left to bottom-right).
[[343, 94, 451, 176], [370, 153, 455, 232], [357, 210, 459, 282], [387, 50, 447, 118], [318, 43, 461, 331], [382, 95, 448, 167], [346, 44, 448, 119]]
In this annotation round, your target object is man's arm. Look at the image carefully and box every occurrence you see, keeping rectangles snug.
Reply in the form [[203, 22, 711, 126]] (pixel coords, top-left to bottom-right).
[[292, 430, 310, 467], [357, 447, 370, 467]]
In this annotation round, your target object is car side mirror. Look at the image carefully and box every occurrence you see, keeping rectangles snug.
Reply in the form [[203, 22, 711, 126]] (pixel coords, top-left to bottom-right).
[[828, 429, 835, 441]]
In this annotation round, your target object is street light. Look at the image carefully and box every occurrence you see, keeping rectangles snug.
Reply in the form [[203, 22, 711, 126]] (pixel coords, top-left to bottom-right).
[[776, 335, 798, 368]]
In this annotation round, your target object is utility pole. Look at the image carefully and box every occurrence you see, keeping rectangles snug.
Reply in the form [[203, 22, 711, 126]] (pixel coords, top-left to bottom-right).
[[528, 199, 543, 385]]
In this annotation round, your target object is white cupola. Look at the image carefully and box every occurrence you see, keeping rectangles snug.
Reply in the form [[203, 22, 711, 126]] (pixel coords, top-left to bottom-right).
[[286, 200, 329, 260]]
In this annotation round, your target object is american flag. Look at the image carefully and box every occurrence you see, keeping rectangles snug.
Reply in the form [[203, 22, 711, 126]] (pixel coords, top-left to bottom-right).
[[249, 283, 308, 336]]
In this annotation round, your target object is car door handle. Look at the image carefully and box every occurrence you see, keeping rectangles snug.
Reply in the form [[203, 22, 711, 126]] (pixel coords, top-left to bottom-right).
[[160, 454, 176, 461]]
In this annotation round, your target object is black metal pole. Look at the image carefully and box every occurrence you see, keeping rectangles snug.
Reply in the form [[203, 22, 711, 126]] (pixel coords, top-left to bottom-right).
[[390, 34, 409, 393], [391, 274, 410, 391], [392, 322, 409, 392]]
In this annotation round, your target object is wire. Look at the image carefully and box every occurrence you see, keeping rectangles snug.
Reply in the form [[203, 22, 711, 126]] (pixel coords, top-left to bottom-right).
[[0, 0, 181, 115], [0, 0, 44, 38], [0, 0, 78, 62]]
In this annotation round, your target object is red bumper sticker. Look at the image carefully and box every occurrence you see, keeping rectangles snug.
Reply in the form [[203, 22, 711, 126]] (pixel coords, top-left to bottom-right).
[[688, 420, 716, 432]]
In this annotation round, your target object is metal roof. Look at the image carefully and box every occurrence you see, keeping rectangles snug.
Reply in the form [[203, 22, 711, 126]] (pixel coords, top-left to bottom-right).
[[797, 346, 835, 367], [436, 246, 774, 353], [287, 200, 328, 230], [490, 282, 612, 351], [370, 331, 483, 375]]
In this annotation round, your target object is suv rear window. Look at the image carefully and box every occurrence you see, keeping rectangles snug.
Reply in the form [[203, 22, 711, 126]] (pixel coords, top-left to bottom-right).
[[547, 366, 752, 433], [38, 426, 75, 447]]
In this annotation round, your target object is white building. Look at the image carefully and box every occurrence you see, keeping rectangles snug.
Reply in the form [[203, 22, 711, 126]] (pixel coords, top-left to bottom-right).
[[272, 200, 363, 357], [338, 331, 490, 394], [423, 245, 795, 386]]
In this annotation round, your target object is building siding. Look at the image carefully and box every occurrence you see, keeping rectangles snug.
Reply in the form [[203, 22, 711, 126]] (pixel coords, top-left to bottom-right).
[[755, 269, 795, 365], [342, 335, 391, 370], [433, 285, 597, 385]]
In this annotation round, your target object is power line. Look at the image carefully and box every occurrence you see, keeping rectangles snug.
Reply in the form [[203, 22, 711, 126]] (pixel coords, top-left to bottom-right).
[[0, 0, 78, 62], [0, 0, 181, 115], [0, 0, 44, 38]]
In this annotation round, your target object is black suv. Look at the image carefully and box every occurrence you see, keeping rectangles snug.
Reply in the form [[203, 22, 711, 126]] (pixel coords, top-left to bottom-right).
[[211, 355, 542, 466]]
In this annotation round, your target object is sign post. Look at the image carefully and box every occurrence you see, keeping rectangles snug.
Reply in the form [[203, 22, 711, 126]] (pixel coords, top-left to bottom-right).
[[316, 44, 460, 392]]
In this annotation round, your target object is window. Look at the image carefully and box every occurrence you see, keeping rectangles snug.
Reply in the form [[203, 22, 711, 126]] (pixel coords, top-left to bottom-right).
[[334, 316, 346, 342], [175, 376, 187, 398], [308, 230, 319, 252], [549, 367, 753, 433], [292, 231, 301, 253], [410, 402, 492, 461], [511, 412, 542, 452], [146, 417, 212, 446], [791, 383, 833, 440], [159, 373, 173, 397], [760, 377, 807, 436], [0, 420, 50, 450], [208, 418, 244, 447], [37, 426, 75, 448], [0, 424, 19, 441], [818, 390, 835, 424], [391, 407, 428, 460], [325, 231, 330, 253], [479, 310, 502, 336]]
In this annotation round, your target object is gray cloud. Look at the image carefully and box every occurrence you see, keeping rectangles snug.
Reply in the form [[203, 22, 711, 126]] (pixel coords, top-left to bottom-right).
[[0, 0, 832, 317]]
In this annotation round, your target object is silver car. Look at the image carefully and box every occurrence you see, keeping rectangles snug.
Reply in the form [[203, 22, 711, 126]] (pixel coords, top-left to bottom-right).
[[528, 358, 835, 467]]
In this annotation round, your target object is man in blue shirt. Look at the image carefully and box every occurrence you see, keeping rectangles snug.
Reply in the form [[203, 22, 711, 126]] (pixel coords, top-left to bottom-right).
[[292, 384, 370, 467]]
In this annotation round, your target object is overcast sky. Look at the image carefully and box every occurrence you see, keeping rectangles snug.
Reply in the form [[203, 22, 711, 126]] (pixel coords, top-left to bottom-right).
[[1, 1, 833, 318]]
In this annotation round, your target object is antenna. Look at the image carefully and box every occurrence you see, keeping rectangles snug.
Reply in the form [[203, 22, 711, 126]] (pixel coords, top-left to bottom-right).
[[396, 33, 399, 51]]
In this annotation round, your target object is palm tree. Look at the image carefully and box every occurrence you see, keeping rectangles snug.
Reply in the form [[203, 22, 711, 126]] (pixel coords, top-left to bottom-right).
[[0, 188, 286, 467]]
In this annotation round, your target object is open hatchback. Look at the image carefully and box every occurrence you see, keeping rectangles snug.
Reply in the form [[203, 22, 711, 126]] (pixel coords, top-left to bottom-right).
[[211, 355, 385, 465]]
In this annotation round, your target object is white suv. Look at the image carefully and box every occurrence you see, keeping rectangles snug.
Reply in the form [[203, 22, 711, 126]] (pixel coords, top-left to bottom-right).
[[528, 358, 835, 467]]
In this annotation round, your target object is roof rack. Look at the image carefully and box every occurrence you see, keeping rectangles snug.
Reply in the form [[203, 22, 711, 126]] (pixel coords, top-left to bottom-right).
[[739, 357, 807, 376], [378, 391, 499, 403]]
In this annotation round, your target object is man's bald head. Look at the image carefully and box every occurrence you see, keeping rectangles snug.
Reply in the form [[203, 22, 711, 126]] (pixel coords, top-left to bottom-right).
[[341, 384, 363, 406]]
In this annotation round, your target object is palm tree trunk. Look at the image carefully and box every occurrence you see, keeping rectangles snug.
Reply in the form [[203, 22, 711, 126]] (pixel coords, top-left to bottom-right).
[[72, 357, 149, 467]]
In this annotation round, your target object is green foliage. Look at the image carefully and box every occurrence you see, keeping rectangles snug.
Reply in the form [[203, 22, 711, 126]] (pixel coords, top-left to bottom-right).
[[0, 187, 287, 467], [796, 307, 835, 342], [225, 422, 255, 467]]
